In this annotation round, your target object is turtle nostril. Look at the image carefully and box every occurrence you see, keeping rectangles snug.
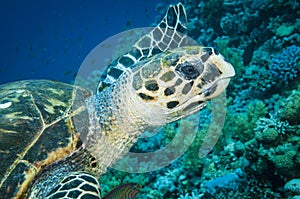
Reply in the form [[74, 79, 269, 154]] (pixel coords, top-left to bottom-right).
[[213, 48, 219, 55], [203, 47, 213, 55]]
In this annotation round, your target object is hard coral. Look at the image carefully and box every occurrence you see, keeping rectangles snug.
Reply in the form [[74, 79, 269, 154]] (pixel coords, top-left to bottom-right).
[[224, 100, 267, 143], [255, 127, 279, 145], [202, 168, 247, 196], [199, 0, 225, 33], [284, 179, 300, 197], [271, 150, 296, 171], [278, 90, 300, 125], [269, 45, 300, 87], [244, 45, 300, 94]]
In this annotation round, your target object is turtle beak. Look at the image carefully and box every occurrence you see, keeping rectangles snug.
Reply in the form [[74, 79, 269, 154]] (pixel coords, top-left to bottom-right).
[[203, 56, 235, 100], [216, 55, 236, 79], [195, 53, 235, 100]]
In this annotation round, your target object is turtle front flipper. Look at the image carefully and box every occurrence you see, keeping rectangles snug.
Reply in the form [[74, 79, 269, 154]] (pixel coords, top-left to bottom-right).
[[133, 2, 188, 58], [45, 172, 102, 199], [44, 172, 141, 199], [26, 147, 99, 198], [97, 3, 189, 92]]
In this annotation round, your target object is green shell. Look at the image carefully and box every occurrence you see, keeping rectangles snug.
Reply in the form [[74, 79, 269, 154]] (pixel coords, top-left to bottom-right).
[[0, 80, 91, 198]]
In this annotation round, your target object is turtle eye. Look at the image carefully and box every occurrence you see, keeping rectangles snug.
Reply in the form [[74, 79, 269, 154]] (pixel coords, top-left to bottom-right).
[[175, 61, 203, 80]]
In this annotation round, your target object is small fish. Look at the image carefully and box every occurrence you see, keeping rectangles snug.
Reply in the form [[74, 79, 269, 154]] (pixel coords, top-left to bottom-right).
[[242, 40, 257, 66], [73, 72, 78, 79], [104, 16, 108, 25], [103, 183, 141, 199], [64, 70, 72, 76], [126, 19, 131, 27], [15, 45, 20, 53], [145, 8, 150, 19]]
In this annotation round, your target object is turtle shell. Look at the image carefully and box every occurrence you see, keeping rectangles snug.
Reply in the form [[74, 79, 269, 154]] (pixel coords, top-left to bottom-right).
[[0, 80, 91, 198]]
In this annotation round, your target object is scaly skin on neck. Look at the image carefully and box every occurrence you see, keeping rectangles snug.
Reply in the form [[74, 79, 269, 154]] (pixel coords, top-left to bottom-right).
[[84, 46, 235, 175], [84, 69, 167, 175]]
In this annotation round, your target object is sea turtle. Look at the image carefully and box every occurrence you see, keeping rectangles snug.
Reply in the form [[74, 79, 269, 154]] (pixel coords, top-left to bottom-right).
[[0, 3, 235, 199]]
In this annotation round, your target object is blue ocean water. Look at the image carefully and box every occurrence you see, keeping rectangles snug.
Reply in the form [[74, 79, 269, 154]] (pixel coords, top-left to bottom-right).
[[0, 0, 165, 84]]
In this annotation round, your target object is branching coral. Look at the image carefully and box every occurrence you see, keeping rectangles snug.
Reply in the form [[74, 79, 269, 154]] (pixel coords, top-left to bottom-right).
[[255, 113, 291, 135], [179, 191, 204, 199], [269, 45, 300, 86]]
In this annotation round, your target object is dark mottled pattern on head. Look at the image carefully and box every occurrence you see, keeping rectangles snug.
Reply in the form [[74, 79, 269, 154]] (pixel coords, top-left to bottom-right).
[[131, 46, 234, 113]]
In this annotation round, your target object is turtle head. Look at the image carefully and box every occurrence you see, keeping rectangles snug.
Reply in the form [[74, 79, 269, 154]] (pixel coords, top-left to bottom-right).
[[131, 46, 235, 123]]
